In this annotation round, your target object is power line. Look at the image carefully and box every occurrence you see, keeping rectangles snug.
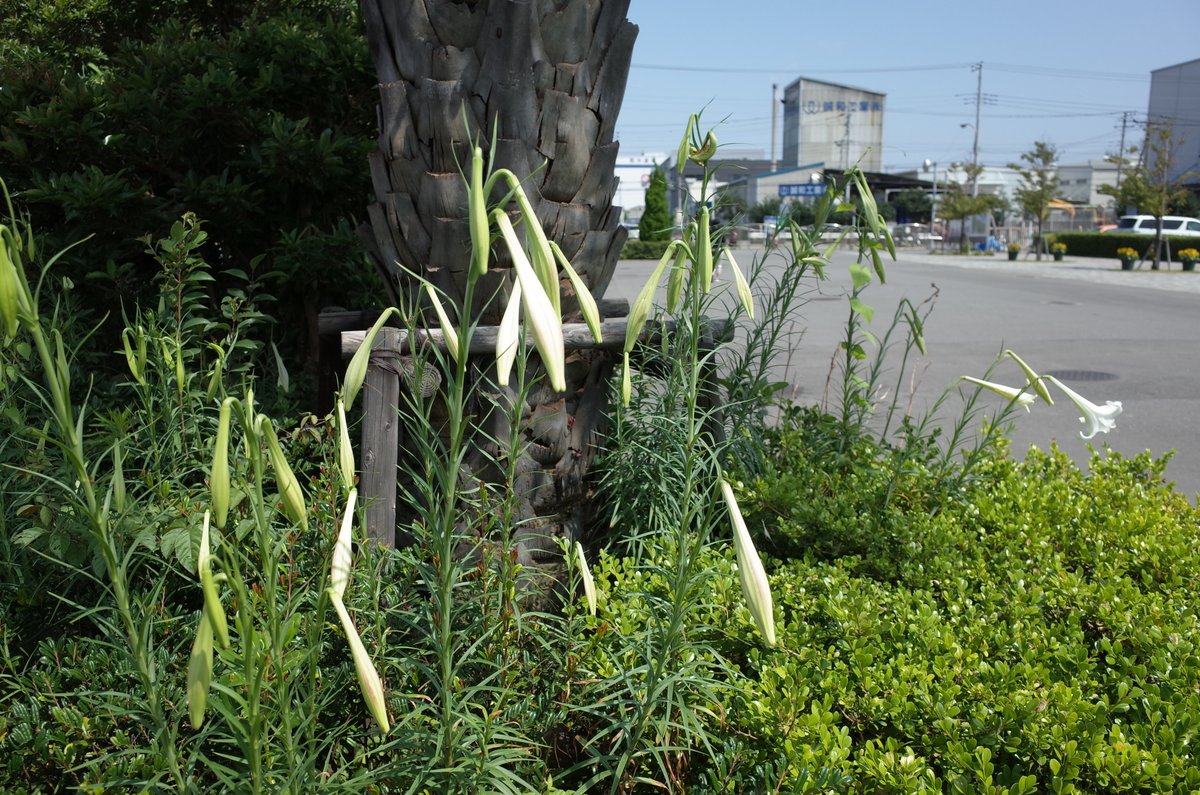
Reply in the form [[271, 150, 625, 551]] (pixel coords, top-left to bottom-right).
[[630, 61, 971, 75]]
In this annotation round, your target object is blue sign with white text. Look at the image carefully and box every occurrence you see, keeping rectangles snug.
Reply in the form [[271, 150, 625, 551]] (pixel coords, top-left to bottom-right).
[[778, 184, 827, 198]]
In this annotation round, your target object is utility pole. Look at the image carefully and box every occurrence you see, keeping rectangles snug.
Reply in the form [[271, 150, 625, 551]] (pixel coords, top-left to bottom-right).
[[841, 111, 852, 169], [970, 62, 983, 196], [770, 83, 778, 172], [1116, 110, 1131, 191]]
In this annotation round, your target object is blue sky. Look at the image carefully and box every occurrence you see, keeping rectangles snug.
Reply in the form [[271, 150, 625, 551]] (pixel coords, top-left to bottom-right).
[[618, 1, 1200, 171]]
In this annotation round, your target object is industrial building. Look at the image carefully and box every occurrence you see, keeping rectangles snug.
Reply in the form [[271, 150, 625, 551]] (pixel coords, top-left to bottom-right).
[[780, 77, 885, 172], [1147, 58, 1200, 188]]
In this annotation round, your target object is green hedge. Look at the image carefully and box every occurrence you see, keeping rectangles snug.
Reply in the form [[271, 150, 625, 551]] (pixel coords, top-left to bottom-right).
[[596, 406, 1200, 792], [1053, 232, 1198, 259], [620, 239, 673, 259]]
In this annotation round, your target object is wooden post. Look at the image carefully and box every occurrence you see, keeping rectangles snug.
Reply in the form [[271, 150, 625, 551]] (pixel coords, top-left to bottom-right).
[[360, 327, 403, 546]]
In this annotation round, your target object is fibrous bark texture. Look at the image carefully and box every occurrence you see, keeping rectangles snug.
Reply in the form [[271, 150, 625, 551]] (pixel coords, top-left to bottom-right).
[[359, 0, 636, 319], [357, 0, 637, 568]]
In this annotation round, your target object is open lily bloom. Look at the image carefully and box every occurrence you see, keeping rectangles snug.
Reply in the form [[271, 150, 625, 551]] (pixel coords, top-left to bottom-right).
[[1044, 376, 1122, 439], [960, 376, 1036, 411]]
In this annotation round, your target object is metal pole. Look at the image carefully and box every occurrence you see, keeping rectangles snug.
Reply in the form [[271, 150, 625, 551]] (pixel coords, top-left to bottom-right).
[[971, 62, 982, 197], [770, 83, 778, 172]]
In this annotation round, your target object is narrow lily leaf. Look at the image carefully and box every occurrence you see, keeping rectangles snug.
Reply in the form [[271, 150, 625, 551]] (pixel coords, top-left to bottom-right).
[[493, 209, 566, 391], [342, 308, 400, 411], [551, 241, 602, 343], [330, 488, 357, 600], [960, 375, 1036, 412], [423, 283, 460, 365], [121, 328, 146, 386], [574, 541, 597, 617], [723, 247, 754, 319], [495, 279, 522, 387], [259, 417, 308, 530], [623, 243, 677, 353], [186, 613, 214, 729], [720, 480, 776, 647], [336, 399, 355, 490], [1005, 349, 1054, 405], [329, 591, 390, 733], [211, 398, 233, 529], [1044, 375, 1122, 439]]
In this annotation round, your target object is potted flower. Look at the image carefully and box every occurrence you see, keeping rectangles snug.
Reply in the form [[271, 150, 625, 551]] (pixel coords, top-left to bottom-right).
[[1179, 248, 1199, 272], [1116, 247, 1138, 271], [1050, 241, 1067, 261], [1007, 243, 1021, 262]]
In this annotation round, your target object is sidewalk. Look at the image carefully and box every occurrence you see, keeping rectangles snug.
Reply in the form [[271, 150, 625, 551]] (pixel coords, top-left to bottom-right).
[[890, 248, 1200, 295]]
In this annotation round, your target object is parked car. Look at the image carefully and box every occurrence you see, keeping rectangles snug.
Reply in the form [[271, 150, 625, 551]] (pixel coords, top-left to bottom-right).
[[1109, 215, 1200, 237]]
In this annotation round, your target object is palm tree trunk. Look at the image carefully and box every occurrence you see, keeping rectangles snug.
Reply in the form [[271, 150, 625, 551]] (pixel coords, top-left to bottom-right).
[[356, 0, 636, 565]]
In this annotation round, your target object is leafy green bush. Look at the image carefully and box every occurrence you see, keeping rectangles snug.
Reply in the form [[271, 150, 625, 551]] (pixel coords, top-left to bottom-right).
[[0, 9, 379, 380], [679, 417, 1200, 793]]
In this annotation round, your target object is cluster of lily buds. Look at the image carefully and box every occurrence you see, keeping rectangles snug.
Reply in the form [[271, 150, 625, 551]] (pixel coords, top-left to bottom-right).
[[961, 350, 1122, 439]]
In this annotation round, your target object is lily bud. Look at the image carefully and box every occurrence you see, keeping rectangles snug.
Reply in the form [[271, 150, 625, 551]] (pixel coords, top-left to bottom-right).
[[1004, 350, 1054, 405], [492, 210, 566, 391], [551, 242, 602, 343], [187, 612, 214, 729], [574, 541, 597, 617], [723, 247, 754, 319], [720, 480, 776, 647], [211, 398, 233, 529], [960, 375, 1036, 412], [336, 399, 355, 491], [259, 417, 308, 531], [424, 283, 460, 365], [329, 591, 390, 733], [330, 488, 357, 600], [197, 511, 230, 650], [495, 279, 522, 387], [469, 146, 490, 278], [697, 205, 713, 293]]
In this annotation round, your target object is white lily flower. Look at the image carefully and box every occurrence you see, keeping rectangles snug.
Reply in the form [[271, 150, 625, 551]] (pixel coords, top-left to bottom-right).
[[1044, 376, 1122, 439], [960, 376, 1036, 412]]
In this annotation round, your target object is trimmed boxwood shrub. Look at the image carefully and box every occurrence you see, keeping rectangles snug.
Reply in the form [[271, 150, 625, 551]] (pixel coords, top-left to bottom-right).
[[620, 238, 673, 259], [1053, 232, 1198, 260], [593, 404, 1200, 792]]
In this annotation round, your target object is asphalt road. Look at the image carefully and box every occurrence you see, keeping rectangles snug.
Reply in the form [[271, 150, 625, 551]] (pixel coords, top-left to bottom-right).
[[608, 246, 1200, 500]]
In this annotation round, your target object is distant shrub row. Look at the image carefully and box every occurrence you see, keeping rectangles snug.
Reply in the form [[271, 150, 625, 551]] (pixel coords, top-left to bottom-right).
[[1052, 232, 1197, 259], [620, 239, 673, 259]]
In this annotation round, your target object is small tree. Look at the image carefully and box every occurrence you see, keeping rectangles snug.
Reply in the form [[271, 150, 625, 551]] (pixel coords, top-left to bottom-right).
[[890, 189, 932, 223], [639, 166, 672, 242], [1008, 142, 1060, 261], [1099, 126, 1193, 269], [937, 185, 1004, 253]]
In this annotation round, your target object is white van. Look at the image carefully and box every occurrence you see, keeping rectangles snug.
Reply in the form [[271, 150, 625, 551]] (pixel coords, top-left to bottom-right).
[[1113, 215, 1200, 237]]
